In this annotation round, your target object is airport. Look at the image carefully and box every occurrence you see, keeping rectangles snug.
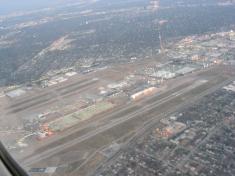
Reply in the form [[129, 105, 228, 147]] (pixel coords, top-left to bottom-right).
[[0, 24, 235, 176]]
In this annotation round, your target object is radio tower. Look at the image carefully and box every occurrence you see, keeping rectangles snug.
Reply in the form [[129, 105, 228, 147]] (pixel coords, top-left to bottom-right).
[[149, 0, 167, 54], [158, 20, 167, 53]]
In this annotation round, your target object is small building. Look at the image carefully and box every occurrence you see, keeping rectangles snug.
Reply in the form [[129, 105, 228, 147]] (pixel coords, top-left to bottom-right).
[[107, 81, 128, 89], [65, 71, 77, 77], [55, 77, 67, 83], [5, 88, 26, 98], [175, 67, 196, 75], [153, 70, 176, 79]]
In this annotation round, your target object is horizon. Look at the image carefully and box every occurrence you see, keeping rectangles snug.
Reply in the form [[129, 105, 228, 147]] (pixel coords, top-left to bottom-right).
[[0, 0, 80, 15]]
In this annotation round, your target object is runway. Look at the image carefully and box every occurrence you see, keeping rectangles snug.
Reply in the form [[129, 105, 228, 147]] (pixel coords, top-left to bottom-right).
[[6, 79, 98, 114]]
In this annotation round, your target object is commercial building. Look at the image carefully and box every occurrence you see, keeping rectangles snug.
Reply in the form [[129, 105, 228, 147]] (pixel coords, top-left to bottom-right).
[[131, 87, 158, 101]]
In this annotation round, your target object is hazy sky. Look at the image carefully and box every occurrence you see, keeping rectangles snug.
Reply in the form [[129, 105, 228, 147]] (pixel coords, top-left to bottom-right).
[[0, 0, 73, 15]]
